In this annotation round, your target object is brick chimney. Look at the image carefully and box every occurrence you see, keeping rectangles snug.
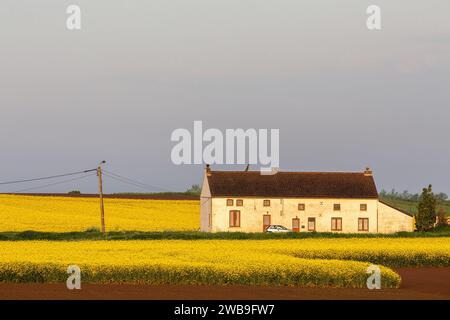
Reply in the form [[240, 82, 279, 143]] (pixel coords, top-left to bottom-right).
[[363, 167, 373, 176], [205, 164, 212, 176]]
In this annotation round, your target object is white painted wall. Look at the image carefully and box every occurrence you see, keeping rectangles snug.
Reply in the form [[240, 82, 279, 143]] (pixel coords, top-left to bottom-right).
[[200, 173, 212, 232], [378, 201, 414, 233], [208, 197, 413, 233]]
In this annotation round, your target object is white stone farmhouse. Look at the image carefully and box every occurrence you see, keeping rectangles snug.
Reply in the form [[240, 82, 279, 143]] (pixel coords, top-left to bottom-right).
[[200, 166, 414, 233]]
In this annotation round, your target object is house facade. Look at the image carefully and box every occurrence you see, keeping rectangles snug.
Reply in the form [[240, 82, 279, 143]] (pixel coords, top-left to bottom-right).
[[200, 166, 414, 233]]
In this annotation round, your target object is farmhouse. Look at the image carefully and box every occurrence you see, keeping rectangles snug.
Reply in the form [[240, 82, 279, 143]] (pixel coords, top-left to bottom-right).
[[200, 166, 414, 233]]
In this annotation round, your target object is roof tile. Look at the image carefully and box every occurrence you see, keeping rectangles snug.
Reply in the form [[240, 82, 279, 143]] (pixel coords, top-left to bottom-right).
[[207, 171, 378, 198]]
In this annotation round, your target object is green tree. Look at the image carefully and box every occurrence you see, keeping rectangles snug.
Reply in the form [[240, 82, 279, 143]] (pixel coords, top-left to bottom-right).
[[415, 184, 437, 231], [186, 184, 201, 194], [435, 192, 448, 202]]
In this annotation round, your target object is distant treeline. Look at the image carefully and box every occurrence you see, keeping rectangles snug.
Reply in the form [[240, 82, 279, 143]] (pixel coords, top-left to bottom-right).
[[380, 188, 448, 202], [114, 184, 202, 197]]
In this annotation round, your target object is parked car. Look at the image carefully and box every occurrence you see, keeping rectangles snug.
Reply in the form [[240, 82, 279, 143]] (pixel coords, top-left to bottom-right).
[[265, 225, 291, 233]]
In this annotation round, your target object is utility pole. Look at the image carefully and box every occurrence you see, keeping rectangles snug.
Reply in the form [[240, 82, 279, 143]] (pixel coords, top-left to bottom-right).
[[97, 161, 106, 233]]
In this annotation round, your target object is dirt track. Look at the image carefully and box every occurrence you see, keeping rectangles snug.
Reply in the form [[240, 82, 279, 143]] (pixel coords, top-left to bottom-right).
[[0, 268, 448, 300]]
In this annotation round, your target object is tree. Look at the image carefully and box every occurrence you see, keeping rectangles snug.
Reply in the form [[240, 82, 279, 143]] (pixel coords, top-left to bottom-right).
[[186, 184, 201, 194], [435, 192, 448, 202], [401, 190, 410, 200], [410, 193, 419, 201], [390, 188, 398, 199], [415, 184, 437, 231]]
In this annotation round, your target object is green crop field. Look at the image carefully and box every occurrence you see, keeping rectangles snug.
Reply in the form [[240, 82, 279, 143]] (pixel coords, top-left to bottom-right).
[[380, 197, 450, 216]]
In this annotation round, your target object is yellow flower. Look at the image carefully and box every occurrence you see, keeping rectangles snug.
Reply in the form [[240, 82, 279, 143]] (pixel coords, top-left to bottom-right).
[[0, 238, 448, 287], [0, 195, 198, 232]]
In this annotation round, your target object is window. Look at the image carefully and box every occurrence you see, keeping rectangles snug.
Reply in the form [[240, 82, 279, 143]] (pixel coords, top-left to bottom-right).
[[331, 217, 342, 231], [298, 203, 305, 211], [360, 204, 367, 211], [229, 210, 240, 227], [208, 213, 212, 227], [236, 199, 243, 206], [263, 200, 271, 207], [308, 218, 316, 231], [333, 204, 341, 211], [226, 199, 233, 206], [358, 218, 369, 231]]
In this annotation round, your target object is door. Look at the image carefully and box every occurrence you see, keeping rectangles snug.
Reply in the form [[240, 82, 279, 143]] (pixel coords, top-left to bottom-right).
[[308, 218, 316, 231], [263, 214, 271, 232], [292, 218, 300, 232]]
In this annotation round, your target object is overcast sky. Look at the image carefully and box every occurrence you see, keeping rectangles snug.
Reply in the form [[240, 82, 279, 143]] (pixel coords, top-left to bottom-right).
[[0, 0, 449, 194]]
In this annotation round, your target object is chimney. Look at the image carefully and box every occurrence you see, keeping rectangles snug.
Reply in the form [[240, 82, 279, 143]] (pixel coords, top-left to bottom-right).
[[364, 167, 373, 176], [205, 164, 212, 176]]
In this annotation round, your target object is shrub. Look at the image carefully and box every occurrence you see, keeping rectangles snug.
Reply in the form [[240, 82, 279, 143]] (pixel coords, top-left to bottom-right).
[[415, 185, 437, 231]]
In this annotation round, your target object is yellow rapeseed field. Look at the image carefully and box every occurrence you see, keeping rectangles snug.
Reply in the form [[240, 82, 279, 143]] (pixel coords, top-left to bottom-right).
[[0, 240, 407, 288], [0, 239, 448, 287], [0, 195, 198, 232], [0, 195, 448, 288]]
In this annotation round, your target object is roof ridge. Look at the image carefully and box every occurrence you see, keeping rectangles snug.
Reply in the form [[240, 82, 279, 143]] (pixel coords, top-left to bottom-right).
[[210, 171, 366, 174]]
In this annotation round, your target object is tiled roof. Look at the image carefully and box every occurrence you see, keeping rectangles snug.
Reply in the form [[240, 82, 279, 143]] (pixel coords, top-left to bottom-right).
[[206, 170, 378, 199]]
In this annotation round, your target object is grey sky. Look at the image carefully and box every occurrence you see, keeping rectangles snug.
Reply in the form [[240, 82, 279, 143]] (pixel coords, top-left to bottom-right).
[[0, 0, 449, 194]]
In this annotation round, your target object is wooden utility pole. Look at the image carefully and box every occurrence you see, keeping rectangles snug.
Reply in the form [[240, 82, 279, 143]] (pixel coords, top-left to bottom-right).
[[97, 161, 106, 233]]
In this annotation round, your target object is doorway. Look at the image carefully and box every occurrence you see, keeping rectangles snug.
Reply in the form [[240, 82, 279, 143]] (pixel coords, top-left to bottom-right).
[[263, 214, 271, 232], [308, 217, 316, 231], [292, 218, 300, 232]]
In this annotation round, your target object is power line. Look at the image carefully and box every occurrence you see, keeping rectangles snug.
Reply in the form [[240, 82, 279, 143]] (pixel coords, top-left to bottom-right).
[[12, 173, 97, 193], [102, 173, 151, 191], [102, 173, 171, 193], [103, 170, 170, 192], [0, 169, 97, 186], [1, 167, 172, 193], [102, 173, 167, 192]]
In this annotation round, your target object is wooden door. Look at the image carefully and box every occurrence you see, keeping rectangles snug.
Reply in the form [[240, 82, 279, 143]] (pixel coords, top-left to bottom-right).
[[292, 218, 300, 232], [263, 214, 271, 232], [308, 218, 316, 231]]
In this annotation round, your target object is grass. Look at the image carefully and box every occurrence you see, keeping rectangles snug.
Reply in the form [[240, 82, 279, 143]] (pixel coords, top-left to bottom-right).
[[380, 197, 450, 216], [0, 225, 448, 241]]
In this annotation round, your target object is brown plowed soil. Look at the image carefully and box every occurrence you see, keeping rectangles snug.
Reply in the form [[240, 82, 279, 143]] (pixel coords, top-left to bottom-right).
[[0, 268, 448, 300], [3, 193, 198, 200]]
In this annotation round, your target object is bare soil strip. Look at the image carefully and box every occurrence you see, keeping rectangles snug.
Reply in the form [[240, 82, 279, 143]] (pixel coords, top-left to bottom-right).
[[3, 193, 198, 200], [0, 268, 448, 300]]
